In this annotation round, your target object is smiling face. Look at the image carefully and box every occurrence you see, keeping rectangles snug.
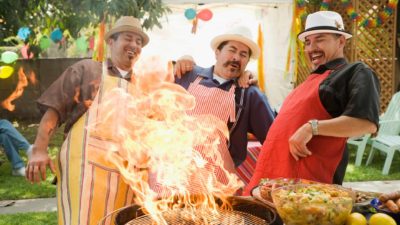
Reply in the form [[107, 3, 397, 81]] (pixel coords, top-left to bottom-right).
[[214, 40, 251, 80], [108, 31, 143, 70], [304, 33, 346, 70]]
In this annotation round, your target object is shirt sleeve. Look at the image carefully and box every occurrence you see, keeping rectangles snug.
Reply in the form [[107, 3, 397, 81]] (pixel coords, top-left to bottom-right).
[[247, 87, 276, 143], [36, 64, 83, 125], [342, 64, 380, 127]]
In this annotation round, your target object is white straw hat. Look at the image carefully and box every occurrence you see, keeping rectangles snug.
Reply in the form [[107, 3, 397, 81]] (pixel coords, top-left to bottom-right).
[[298, 11, 352, 42], [105, 16, 149, 46], [210, 26, 260, 60]]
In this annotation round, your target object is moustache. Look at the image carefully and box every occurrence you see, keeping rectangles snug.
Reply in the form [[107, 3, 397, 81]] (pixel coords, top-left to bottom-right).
[[223, 61, 241, 69]]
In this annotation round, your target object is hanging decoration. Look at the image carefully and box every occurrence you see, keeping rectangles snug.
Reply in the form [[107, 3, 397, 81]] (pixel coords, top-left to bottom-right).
[[184, 8, 197, 20], [184, 7, 213, 34], [39, 36, 51, 50], [296, 0, 399, 28], [76, 37, 88, 53], [1, 51, 18, 64], [50, 28, 63, 43], [197, 9, 213, 21], [257, 24, 265, 93], [17, 27, 31, 41], [0, 66, 14, 79], [92, 20, 106, 62], [21, 44, 34, 59]]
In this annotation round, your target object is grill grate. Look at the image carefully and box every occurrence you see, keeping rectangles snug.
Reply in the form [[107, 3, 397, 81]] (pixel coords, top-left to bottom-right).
[[125, 208, 267, 225]]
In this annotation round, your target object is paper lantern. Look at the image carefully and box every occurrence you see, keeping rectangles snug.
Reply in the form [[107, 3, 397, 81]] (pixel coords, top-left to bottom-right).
[[39, 36, 51, 50], [184, 8, 197, 20], [197, 9, 213, 21], [1, 51, 18, 64], [76, 37, 88, 52], [17, 27, 31, 41], [0, 66, 14, 79], [21, 45, 34, 59], [50, 28, 63, 43]]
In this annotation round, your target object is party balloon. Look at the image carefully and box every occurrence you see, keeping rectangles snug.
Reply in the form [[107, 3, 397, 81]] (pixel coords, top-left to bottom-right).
[[76, 37, 88, 52], [1, 51, 18, 64], [50, 28, 63, 43], [184, 8, 197, 20], [39, 36, 51, 50], [21, 45, 34, 59], [0, 66, 14, 79], [197, 9, 213, 21], [17, 27, 31, 41]]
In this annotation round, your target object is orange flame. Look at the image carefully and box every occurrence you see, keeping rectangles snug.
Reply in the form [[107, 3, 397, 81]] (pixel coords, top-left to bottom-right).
[[1, 67, 32, 111], [89, 57, 243, 224]]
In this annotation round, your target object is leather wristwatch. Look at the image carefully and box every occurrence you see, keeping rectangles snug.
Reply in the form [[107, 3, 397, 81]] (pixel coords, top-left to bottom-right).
[[308, 119, 319, 136]]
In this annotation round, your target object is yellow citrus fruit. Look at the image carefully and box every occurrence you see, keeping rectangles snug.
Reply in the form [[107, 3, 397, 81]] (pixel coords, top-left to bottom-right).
[[369, 213, 396, 225], [345, 212, 367, 225]]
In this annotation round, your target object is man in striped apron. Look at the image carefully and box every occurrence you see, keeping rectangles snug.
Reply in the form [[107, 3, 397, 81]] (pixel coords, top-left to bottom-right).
[[26, 16, 149, 225], [245, 11, 380, 195], [174, 26, 275, 187]]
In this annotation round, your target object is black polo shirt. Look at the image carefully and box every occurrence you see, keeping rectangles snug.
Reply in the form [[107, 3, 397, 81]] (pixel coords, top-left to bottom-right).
[[315, 58, 380, 127]]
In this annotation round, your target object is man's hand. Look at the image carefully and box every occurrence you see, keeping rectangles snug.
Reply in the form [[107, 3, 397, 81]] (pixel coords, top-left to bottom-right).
[[174, 55, 195, 78], [238, 71, 258, 88], [26, 146, 55, 183], [26, 108, 58, 183], [288, 123, 313, 161]]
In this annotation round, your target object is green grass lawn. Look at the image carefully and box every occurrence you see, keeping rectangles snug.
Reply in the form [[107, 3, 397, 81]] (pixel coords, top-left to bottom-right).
[[0, 212, 57, 225], [0, 122, 63, 200]]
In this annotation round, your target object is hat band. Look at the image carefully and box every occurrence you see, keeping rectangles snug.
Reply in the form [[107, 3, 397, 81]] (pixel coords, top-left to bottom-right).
[[303, 26, 346, 33]]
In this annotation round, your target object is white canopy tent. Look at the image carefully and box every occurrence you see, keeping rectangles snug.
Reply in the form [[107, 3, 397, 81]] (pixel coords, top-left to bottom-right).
[[141, 1, 296, 109]]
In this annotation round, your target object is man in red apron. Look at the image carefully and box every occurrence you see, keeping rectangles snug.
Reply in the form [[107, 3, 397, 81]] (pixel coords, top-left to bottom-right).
[[174, 26, 275, 186], [26, 17, 149, 225], [245, 11, 380, 195]]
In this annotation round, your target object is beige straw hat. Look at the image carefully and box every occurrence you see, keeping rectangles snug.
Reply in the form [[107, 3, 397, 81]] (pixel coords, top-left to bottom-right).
[[105, 16, 150, 46]]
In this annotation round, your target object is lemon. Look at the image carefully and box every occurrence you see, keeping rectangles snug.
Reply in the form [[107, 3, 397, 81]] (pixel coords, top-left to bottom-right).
[[369, 213, 396, 225], [345, 212, 367, 225]]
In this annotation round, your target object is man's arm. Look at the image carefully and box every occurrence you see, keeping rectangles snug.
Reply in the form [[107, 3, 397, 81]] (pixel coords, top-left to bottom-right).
[[26, 108, 58, 183], [288, 115, 377, 161]]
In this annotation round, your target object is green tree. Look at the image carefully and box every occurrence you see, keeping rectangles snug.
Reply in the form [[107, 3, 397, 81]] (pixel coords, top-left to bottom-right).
[[0, 0, 170, 46]]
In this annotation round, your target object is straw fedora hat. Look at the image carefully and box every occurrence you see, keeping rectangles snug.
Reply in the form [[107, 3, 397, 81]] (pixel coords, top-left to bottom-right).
[[105, 16, 150, 46], [210, 26, 260, 60], [297, 11, 352, 42]]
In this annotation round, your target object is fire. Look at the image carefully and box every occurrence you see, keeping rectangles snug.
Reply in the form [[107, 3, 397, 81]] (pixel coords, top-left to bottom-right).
[[89, 57, 243, 224], [1, 67, 34, 111]]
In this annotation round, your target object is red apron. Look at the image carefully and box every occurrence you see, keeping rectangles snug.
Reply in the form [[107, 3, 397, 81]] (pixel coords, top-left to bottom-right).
[[245, 70, 346, 194]]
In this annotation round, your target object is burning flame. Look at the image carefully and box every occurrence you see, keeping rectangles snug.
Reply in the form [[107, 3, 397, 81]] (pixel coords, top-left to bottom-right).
[[89, 57, 243, 224], [1, 67, 35, 111]]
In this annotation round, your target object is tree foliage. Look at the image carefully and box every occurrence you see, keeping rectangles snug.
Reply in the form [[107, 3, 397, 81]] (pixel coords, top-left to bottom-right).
[[0, 0, 171, 46]]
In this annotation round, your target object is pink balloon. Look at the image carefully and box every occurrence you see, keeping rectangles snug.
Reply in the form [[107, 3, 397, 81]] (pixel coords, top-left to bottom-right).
[[197, 9, 213, 21], [21, 45, 33, 59]]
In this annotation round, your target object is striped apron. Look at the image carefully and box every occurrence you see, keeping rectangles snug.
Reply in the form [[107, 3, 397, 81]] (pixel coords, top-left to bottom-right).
[[186, 77, 237, 183], [56, 71, 135, 225]]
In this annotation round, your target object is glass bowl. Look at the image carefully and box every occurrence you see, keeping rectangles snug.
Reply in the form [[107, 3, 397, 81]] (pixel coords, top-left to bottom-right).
[[271, 183, 354, 225]]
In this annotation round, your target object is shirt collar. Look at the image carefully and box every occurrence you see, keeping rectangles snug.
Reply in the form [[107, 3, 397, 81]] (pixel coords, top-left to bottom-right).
[[312, 58, 348, 74], [196, 66, 237, 85], [106, 59, 133, 81]]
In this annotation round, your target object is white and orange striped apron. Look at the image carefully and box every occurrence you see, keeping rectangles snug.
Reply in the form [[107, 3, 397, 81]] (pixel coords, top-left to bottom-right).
[[186, 77, 237, 182], [56, 71, 135, 225]]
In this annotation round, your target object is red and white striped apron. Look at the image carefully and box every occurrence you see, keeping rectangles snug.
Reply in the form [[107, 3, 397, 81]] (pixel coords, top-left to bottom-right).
[[186, 77, 237, 179]]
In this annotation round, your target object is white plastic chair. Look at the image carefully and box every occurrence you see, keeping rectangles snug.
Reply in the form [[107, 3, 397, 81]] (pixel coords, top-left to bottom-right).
[[347, 134, 371, 166], [366, 92, 400, 175]]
